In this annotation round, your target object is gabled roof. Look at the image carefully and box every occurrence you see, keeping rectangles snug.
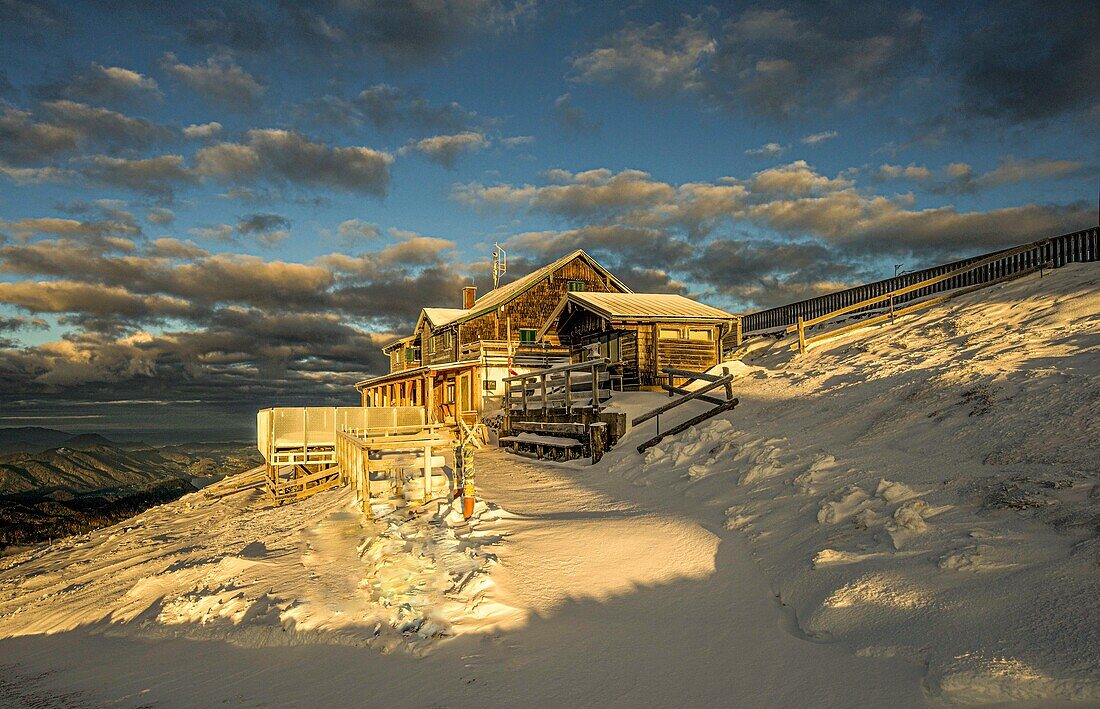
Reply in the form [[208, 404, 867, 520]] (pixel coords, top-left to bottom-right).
[[380, 333, 416, 352], [421, 307, 468, 328], [539, 292, 735, 339], [456, 249, 631, 323]]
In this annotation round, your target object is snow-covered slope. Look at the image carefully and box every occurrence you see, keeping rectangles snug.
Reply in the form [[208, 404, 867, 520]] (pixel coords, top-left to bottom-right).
[[610, 263, 1099, 704], [0, 486, 507, 653], [0, 264, 1094, 707]]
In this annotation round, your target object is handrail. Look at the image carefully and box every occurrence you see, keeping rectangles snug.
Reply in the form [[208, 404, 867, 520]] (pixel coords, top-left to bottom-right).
[[503, 357, 610, 382], [740, 226, 1097, 336], [632, 374, 733, 426], [783, 239, 1053, 334], [793, 260, 1050, 353]]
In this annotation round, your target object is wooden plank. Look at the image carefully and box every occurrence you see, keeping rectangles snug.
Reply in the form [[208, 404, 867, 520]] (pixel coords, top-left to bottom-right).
[[660, 383, 726, 406], [662, 367, 722, 383], [636, 398, 739, 454], [632, 374, 733, 426]]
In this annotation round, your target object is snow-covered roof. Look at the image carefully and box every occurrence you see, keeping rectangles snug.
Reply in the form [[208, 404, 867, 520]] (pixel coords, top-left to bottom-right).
[[538, 292, 734, 339], [569, 292, 733, 320], [421, 307, 469, 328]]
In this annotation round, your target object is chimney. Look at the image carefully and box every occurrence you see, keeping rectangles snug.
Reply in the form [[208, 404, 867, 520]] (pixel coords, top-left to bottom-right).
[[462, 285, 477, 309]]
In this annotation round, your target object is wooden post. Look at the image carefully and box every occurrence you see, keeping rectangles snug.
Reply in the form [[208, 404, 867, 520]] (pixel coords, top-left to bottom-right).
[[591, 361, 600, 413], [797, 316, 806, 354], [423, 443, 432, 503], [540, 372, 547, 411], [564, 369, 572, 414]]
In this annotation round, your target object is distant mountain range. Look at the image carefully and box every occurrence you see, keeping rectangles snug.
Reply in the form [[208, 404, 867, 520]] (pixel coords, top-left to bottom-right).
[[0, 427, 261, 548]]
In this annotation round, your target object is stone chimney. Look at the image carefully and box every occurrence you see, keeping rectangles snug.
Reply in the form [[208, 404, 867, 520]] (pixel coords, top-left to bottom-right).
[[462, 285, 477, 309]]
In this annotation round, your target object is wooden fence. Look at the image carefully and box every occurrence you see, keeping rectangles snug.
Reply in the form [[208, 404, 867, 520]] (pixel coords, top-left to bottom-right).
[[739, 226, 1098, 337]]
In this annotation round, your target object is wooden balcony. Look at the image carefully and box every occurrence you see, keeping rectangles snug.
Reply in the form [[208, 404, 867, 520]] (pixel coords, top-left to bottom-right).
[[459, 339, 571, 365]]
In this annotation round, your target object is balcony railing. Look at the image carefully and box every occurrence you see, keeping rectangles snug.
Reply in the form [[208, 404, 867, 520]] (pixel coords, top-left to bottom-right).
[[459, 339, 570, 362]]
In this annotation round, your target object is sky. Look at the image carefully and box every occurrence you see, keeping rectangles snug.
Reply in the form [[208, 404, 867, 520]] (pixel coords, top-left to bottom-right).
[[0, 0, 1096, 440]]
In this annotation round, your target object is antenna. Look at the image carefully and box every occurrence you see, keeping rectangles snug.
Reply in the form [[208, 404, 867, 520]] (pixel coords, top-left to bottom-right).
[[492, 243, 507, 289]]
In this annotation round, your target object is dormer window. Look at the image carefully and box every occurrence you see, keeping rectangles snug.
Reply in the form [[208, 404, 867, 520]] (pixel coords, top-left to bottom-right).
[[567, 280, 586, 292]]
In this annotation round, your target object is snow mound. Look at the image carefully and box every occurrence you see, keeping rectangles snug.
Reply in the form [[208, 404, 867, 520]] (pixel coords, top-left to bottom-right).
[[0, 487, 508, 654], [610, 264, 1100, 704]]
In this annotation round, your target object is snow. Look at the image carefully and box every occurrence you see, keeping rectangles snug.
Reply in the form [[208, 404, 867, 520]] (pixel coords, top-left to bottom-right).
[[607, 263, 1100, 704], [0, 263, 1096, 706]]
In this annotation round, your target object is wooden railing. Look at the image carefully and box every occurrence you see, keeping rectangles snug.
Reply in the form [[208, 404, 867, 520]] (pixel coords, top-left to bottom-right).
[[503, 358, 612, 416], [740, 226, 1098, 337], [788, 239, 1060, 353], [459, 339, 571, 363], [336, 427, 450, 516]]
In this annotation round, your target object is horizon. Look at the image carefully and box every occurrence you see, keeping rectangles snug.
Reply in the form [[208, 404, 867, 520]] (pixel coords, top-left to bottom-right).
[[0, 0, 1096, 430]]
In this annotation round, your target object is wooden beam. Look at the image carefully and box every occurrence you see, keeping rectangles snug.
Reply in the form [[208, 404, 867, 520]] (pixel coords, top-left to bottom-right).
[[637, 398, 739, 454], [660, 383, 726, 406], [632, 374, 733, 426]]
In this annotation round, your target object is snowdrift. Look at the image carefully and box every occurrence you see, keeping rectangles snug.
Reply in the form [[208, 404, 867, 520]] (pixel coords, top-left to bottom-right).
[[607, 263, 1099, 704], [0, 485, 509, 653]]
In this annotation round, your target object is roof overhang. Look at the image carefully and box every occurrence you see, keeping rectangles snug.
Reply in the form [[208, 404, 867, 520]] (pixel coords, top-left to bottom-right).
[[354, 358, 481, 390]]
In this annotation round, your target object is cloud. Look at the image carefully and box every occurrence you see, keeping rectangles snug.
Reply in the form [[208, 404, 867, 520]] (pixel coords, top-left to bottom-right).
[[79, 154, 197, 198], [39, 100, 172, 149], [304, 84, 487, 133], [552, 93, 601, 135], [502, 135, 534, 147], [875, 156, 1088, 194], [0, 105, 79, 164], [0, 101, 171, 166], [333, 219, 380, 244], [0, 162, 72, 184], [188, 224, 235, 243], [456, 161, 1094, 262], [161, 52, 265, 112], [0, 280, 196, 319], [0, 314, 48, 332], [574, 4, 927, 120], [801, 130, 838, 145], [942, 1, 1099, 125], [399, 131, 488, 168], [183, 121, 222, 139], [196, 129, 393, 196], [236, 212, 290, 246], [0, 215, 138, 240], [745, 142, 787, 158], [42, 63, 161, 105], [571, 16, 716, 97], [146, 207, 175, 225]]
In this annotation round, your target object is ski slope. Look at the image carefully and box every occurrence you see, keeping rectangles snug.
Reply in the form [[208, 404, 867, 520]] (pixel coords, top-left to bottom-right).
[[0, 263, 1095, 706]]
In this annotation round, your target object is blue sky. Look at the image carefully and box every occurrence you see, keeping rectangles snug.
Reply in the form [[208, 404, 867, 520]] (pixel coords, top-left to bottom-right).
[[0, 0, 1096, 437]]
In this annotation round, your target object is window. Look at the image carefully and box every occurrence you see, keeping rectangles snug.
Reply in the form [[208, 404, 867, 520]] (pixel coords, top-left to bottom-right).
[[404, 347, 418, 362], [658, 327, 682, 339], [688, 328, 713, 341], [567, 280, 586, 292], [483, 379, 497, 391], [445, 382, 456, 404], [519, 328, 537, 344], [432, 330, 454, 354]]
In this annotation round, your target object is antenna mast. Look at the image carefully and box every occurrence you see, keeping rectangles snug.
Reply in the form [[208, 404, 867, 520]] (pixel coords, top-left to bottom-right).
[[492, 243, 507, 289]]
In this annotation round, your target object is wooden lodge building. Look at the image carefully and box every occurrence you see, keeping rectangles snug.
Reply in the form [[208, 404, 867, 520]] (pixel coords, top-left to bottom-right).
[[355, 250, 738, 425], [539, 292, 739, 388]]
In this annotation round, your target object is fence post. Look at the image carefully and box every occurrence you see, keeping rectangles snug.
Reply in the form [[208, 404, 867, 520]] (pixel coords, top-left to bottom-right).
[[592, 361, 601, 413], [797, 316, 806, 354], [564, 369, 572, 415]]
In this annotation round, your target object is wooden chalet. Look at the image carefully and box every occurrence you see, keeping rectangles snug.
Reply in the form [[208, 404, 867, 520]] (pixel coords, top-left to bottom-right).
[[539, 292, 738, 388], [355, 250, 631, 426]]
